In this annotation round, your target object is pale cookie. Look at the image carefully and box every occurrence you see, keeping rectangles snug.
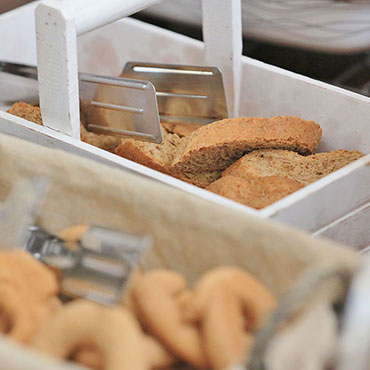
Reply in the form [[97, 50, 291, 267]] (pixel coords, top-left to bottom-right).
[[58, 224, 88, 243], [31, 300, 148, 370], [186, 266, 276, 370], [131, 269, 208, 369], [0, 250, 59, 342]]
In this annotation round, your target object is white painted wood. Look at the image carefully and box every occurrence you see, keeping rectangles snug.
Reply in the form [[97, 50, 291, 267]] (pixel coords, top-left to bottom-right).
[[262, 156, 370, 230], [2, 4, 370, 249], [202, 0, 242, 117], [314, 201, 370, 251], [60, 0, 163, 35], [36, 2, 79, 138], [0, 111, 262, 218], [0, 2, 37, 66], [35, 0, 162, 139], [238, 57, 370, 154]]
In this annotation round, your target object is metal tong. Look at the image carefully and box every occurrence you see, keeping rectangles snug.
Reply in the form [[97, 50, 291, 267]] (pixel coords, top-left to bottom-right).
[[0, 177, 152, 305], [1, 61, 227, 143]]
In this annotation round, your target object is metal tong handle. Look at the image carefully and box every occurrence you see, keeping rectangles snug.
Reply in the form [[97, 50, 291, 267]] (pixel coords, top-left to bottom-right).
[[24, 225, 152, 305], [0, 178, 152, 305]]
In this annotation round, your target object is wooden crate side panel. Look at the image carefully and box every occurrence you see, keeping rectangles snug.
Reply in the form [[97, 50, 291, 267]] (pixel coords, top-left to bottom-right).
[[0, 112, 262, 217], [239, 58, 370, 154], [267, 158, 370, 231], [313, 201, 370, 251], [2, 4, 370, 239], [0, 3, 37, 65], [77, 17, 205, 76]]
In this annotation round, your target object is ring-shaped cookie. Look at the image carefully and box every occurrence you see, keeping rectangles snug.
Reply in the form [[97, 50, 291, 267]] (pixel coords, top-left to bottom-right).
[[31, 300, 148, 370], [188, 266, 276, 370], [132, 269, 208, 369]]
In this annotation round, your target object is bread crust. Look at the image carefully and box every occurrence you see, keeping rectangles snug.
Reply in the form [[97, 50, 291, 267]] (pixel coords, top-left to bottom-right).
[[114, 128, 182, 174], [171, 116, 322, 173], [224, 149, 363, 185], [7, 102, 43, 125], [206, 175, 304, 209], [7, 102, 121, 153], [161, 122, 202, 137]]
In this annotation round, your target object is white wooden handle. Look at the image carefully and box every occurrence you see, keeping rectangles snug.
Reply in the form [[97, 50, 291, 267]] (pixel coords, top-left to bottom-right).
[[58, 0, 162, 36], [36, 0, 162, 138], [202, 0, 242, 118]]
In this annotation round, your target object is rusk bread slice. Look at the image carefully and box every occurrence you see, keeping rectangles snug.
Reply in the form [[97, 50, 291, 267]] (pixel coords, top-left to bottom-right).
[[224, 149, 364, 185], [175, 170, 222, 188], [7, 102, 121, 153], [171, 116, 322, 173], [80, 125, 121, 153], [206, 175, 304, 209], [161, 122, 202, 137], [114, 127, 220, 187], [114, 128, 182, 174], [7, 102, 43, 125]]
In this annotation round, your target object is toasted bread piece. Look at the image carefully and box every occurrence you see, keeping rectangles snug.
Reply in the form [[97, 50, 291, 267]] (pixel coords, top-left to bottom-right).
[[206, 175, 304, 209], [7, 102, 121, 153], [114, 126, 220, 186], [224, 149, 363, 185], [79, 125, 121, 153], [161, 122, 202, 137], [171, 116, 322, 173], [175, 170, 222, 188], [7, 102, 43, 125], [115, 128, 183, 174]]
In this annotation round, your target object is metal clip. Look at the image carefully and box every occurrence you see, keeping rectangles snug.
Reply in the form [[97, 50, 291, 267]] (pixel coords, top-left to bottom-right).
[[0, 178, 153, 305], [22, 225, 152, 305]]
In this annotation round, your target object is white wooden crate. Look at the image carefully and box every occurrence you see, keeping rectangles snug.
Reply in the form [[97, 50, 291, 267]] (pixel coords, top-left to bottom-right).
[[0, 1, 369, 249]]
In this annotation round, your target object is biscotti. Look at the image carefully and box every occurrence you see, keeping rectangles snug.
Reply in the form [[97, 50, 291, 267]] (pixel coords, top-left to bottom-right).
[[224, 149, 364, 185], [174, 170, 222, 188], [171, 116, 322, 173], [161, 122, 202, 137], [206, 175, 304, 209], [7, 102, 121, 153], [80, 125, 121, 153], [7, 102, 43, 125], [114, 133, 221, 187], [115, 128, 183, 174]]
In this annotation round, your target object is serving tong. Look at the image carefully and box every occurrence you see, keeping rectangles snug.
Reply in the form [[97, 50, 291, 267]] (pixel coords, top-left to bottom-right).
[[0, 178, 152, 305], [1, 60, 227, 144]]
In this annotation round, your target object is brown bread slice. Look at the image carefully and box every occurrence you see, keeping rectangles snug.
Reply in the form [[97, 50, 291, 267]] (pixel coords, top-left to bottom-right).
[[161, 122, 202, 137], [79, 125, 121, 153], [224, 149, 364, 185], [7, 102, 43, 125], [174, 170, 222, 188], [171, 116, 322, 173], [114, 128, 183, 174], [7, 102, 121, 153], [206, 175, 304, 209], [7, 102, 213, 185], [114, 127, 220, 186]]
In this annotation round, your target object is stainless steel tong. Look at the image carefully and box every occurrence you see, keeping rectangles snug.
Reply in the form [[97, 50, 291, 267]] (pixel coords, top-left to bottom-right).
[[1, 61, 227, 143], [0, 178, 152, 305]]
